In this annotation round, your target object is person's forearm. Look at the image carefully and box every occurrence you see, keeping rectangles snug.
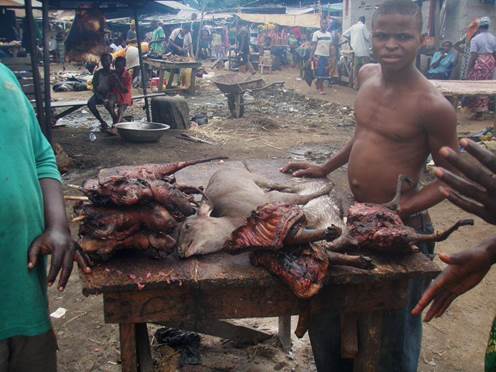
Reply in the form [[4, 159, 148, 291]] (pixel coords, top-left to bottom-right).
[[321, 139, 353, 175], [40, 179, 69, 232], [399, 180, 445, 218]]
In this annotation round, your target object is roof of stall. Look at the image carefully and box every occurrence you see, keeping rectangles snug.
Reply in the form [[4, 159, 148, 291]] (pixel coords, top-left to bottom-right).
[[237, 12, 323, 28]]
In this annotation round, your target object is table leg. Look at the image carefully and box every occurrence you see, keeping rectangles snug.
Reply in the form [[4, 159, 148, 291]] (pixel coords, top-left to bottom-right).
[[189, 68, 197, 94], [158, 69, 165, 93], [119, 323, 137, 372], [235, 94, 242, 118], [278, 315, 292, 352], [136, 323, 153, 372], [353, 312, 383, 372], [166, 70, 175, 89], [341, 313, 358, 359]]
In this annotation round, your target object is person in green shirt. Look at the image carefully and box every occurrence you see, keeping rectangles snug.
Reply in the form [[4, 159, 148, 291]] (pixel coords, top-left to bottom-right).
[[149, 20, 166, 56], [0, 63, 91, 371]]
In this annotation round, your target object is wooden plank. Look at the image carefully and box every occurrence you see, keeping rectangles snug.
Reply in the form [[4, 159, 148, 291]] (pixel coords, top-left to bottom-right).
[[430, 80, 496, 96], [119, 323, 137, 372], [102, 279, 409, 324], [353, 312, 383, 372], [158, 319, 272, 345], [341, 313, 359, 359]]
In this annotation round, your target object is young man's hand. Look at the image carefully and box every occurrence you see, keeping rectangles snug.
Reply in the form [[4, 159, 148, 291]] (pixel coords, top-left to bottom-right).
[[280, 162, 327, 178], [435, 138, 496, 224], [412, 237, 496, 321], [28, 228, 92, 291]]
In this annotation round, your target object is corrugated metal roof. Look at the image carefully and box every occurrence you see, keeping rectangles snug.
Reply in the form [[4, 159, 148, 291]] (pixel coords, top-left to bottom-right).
[[154, 1, 194, 11]]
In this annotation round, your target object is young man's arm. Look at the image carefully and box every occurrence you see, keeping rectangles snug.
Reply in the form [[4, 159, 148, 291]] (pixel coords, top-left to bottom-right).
[[399, 96, 459, 217], [281, 65, 374, 178]]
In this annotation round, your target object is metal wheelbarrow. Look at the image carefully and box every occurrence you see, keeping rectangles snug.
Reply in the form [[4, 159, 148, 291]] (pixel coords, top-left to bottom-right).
[[213, 74, 284, 118]]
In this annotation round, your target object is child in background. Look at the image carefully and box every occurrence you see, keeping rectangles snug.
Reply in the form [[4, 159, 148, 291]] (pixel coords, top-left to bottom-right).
[[110, 56, 132, 125]]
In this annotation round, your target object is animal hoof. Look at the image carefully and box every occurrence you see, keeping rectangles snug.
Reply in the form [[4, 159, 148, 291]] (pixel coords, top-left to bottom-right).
[[324, 225, 342, 241]]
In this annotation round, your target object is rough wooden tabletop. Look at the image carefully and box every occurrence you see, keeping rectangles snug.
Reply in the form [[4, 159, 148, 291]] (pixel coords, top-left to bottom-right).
[[430, 80, 496, 96], [79, 159, 440, 296]]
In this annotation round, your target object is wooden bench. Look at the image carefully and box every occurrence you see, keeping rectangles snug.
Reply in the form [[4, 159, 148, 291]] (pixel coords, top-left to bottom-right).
[[50, 93, 169, 124]]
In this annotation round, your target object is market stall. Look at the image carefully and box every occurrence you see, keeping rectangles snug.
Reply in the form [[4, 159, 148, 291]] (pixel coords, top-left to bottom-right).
[[74, 159, 442, 372]]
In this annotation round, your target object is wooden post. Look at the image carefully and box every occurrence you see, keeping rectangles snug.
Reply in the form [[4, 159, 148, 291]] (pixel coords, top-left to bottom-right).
[[41, 0, 52, 142], [24, 0, 44, 127], [428, 0, 437, 37], [119, 323, 137, 372], [278, 315, 292, 352], [133, 9, 151, 122]]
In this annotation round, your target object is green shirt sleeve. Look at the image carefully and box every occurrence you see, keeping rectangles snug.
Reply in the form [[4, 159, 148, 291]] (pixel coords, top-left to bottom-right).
[[4, 66, 62, 183]]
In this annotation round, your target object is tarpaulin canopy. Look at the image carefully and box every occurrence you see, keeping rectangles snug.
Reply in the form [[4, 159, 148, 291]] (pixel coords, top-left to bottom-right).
[[237, 12, 322, 28]]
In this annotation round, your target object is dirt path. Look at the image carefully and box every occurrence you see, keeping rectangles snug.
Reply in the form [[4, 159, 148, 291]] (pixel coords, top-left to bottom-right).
[[51, 66, 495, 371]]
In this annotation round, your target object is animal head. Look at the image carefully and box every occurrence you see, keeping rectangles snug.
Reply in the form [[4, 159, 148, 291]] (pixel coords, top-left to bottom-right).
[[177, 203, 233, 258]]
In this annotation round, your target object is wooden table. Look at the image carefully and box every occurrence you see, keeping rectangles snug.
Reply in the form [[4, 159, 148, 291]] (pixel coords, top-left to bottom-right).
[[79, 160, 440, 372], [143, 58, 202, 94], [430, 80, 496, 108]]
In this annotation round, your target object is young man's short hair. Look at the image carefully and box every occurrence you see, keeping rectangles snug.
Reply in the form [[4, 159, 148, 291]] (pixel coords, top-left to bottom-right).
[[372, 0, 423, 32]]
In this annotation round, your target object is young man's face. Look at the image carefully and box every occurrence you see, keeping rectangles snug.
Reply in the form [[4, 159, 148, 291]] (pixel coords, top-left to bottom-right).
[[372, 14, 422, 72]]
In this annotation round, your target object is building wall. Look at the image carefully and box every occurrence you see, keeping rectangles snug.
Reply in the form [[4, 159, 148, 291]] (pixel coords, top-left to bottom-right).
[[441, 0, 496, 43], [342, 0, 429, 31]]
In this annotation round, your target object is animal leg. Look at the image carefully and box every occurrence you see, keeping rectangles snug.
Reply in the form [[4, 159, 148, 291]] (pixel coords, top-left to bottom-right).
[[411, 219, 474, 243], [325, 235, 359, 252], [270, 183, 334, 205], [327, 251, 375, 269], [382, 175, 413, 211], [285, 225, 342, 245]]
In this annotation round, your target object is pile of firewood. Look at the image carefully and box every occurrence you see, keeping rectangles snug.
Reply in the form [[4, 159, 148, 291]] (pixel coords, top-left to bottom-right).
[[69, 157, 225, 260]]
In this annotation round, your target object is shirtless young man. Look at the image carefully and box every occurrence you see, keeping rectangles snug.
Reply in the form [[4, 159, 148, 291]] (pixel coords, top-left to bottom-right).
[[282, 1, 458, 371]]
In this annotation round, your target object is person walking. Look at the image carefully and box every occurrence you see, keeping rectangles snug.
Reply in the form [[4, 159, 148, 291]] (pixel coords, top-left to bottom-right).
[[467, 17, 496, 119], [343, 16, 371, 88]]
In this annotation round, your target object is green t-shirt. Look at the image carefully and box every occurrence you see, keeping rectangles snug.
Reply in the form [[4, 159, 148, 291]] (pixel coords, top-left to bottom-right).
[[0, 63, 61, 340], [151, 26, 166, 55]]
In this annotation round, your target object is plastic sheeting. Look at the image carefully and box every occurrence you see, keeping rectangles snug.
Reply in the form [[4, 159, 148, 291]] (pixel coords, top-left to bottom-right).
[[237, 13, 322, 28]]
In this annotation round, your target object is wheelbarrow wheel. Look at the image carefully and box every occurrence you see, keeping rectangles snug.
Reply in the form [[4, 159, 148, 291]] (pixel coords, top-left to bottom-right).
[[227, 94, 244, 118]]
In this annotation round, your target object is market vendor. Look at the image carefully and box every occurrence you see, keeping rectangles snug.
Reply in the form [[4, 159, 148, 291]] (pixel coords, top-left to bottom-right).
[[149, 20, 167, 56], [282, 1, 459, 370], [0, 63, 91, 372], [168, 24, 193, 57]]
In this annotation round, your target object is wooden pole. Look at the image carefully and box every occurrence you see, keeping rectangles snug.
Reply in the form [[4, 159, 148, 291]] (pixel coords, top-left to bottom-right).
[[25, 0, 44, 128], [133, 8, 151, 122], [428, 0, 437, 37], [42, 0, 52, 142]]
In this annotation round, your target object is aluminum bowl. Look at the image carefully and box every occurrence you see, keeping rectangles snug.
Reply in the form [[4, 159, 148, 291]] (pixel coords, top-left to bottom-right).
[[115, 122, 170, 143]]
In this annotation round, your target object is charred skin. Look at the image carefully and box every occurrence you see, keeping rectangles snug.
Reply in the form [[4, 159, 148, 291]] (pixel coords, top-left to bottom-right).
[[334, 203, 474, 254], [250, 246, 330, 300], [77, 204, 177, 241], [224, 204, 306, 253], [97, 157, 228, 185], [79, 232, 177, 258], [81, 178, 195, 220]]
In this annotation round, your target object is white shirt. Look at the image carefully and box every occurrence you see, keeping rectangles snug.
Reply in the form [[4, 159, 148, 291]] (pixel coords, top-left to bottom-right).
[[170, 28, 193, 54], [125, 45, 139, 69], [343, 21, 371, 57], [470, 31, 496, 54], [312, 30, 332, 57]]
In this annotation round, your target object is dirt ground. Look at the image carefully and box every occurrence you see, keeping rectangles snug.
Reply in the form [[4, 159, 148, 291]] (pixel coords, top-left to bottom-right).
[[49, 65, 496, 371]]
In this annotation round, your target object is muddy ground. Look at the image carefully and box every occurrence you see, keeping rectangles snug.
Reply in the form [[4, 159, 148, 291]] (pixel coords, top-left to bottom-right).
[[50, 66, 495, 371]]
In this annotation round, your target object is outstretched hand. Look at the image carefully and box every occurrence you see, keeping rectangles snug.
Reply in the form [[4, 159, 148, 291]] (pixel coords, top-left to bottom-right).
[[28, 228, 92, 291], [412, 238, 496, 321], [280, 162, 327, 178], [435, 138, 496, 225]]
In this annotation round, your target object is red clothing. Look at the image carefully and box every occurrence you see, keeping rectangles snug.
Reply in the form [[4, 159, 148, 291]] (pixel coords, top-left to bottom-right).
[[112, 70, 132, 106]]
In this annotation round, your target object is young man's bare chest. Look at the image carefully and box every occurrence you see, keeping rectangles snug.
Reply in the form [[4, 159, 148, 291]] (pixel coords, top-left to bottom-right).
[[354, 82, 426, 143]]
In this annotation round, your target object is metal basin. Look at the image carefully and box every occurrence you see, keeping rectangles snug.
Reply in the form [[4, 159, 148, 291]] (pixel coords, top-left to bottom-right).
[[115, 122, 170, 143]]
